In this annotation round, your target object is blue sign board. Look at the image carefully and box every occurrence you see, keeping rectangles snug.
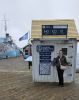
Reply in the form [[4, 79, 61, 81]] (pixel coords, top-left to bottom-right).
[[42, 25, 68, 35], [37, 45, 54, 75], [36, 45, 54, 52]]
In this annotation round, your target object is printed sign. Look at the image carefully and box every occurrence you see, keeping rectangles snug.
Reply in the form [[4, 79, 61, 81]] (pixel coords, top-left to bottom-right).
[[37, 45, 54, 75], [39, 63, 51, 75], [36, 45, 54, 52], [42, 25, 68, 35]]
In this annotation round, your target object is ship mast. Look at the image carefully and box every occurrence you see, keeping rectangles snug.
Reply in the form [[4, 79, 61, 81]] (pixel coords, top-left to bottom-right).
[[4, 15, 7, 35]]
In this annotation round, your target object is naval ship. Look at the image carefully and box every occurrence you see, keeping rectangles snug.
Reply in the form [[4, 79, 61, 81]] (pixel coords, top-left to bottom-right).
[[0, 33, 20, 59]]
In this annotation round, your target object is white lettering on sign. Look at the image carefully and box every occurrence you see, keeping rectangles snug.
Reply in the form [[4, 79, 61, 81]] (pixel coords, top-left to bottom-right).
[[42, 25, 68, 35], [44, 30, 49, 34], [53, 25, 68, 29], [52, 30, 57, 34]]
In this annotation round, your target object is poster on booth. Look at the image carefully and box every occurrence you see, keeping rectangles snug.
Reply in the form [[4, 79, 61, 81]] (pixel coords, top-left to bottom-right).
[[37, 45, 54, 75]]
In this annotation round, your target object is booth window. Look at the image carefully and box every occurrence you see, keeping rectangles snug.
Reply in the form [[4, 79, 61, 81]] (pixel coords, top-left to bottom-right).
[[62, 48, 67, 55]]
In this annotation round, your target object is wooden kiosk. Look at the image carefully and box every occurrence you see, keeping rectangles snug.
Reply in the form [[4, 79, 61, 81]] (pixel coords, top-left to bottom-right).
[[31, 20, 79, 82]]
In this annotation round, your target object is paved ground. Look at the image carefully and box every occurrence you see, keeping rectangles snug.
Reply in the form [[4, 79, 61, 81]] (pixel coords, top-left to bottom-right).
[[0, 57, 79, 100], [0, 56, 29, 72]]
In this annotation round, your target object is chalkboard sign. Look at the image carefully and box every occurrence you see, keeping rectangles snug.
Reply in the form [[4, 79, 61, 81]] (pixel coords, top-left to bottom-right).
[[42, 25, 68, 35]]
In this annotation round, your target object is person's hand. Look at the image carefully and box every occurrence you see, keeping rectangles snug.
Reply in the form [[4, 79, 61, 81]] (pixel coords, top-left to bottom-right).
[[68, 62, 72, 66]]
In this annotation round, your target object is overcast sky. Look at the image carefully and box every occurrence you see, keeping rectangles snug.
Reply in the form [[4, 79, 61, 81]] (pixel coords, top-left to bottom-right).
[[0, 0, 79, 50]]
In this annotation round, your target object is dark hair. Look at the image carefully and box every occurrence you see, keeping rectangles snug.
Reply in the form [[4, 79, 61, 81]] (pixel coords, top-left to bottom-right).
[[59, 50, 62, 52], [59, 50, 63, 54]]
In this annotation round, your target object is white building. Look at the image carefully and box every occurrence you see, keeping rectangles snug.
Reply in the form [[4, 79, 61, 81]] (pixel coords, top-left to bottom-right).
[[31, 20, 79, 82]]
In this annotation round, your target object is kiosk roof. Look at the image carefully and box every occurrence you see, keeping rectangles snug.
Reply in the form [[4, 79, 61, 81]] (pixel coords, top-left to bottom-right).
[[31, 19, 79, 40]]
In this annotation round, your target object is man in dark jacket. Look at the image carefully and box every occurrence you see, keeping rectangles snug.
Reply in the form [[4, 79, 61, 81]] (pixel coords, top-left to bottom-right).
[[55, 50, 68, 87]]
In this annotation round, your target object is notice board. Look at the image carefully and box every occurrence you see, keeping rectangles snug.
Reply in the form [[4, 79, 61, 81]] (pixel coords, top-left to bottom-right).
[[42, 25, 68, 36], [37, 45, 54, 75]]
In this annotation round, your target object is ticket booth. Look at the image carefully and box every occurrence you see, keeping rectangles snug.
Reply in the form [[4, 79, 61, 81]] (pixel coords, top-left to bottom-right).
[[31, 20, 79, 82]]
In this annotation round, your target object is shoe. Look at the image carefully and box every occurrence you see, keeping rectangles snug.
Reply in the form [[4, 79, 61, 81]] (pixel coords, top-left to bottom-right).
[[58, 84, 61, 86], [60, 85, 64, 87], [58, 83, 62, 86]]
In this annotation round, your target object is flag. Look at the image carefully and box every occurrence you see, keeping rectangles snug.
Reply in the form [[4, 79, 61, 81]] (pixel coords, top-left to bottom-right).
[[19, 32, 28, 41]]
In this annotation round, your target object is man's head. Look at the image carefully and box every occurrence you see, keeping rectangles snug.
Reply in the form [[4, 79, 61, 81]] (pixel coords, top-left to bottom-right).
[[59, 50, 63, 57]]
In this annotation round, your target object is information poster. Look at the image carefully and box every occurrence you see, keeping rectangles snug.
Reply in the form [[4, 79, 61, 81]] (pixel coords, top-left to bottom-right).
[[37, 45, 54, 75], [39, 63, 51, 75]]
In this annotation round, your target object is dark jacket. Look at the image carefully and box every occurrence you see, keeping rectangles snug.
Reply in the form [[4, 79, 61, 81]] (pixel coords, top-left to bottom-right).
[[55, 55, 68, 68]]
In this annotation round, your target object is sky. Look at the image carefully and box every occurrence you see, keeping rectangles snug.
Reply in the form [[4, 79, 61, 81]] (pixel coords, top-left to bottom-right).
[[0, 0, 79, 50]]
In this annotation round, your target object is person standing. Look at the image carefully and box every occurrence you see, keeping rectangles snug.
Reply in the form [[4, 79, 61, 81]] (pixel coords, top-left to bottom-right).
[[55, 50, 68, 87]]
